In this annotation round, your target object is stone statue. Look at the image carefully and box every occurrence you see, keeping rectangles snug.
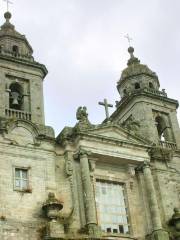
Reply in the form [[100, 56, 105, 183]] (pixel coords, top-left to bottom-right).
[[169, 208, 180, 240], [75, 106, 92, 131], [76, 106, 88, 122]]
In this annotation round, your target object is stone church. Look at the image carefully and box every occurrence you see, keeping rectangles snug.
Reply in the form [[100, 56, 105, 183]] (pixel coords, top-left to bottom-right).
[[0, 11, 179, 240]]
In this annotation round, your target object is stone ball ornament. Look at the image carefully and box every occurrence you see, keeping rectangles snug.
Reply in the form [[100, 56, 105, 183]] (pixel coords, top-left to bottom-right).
[[4, 11, 12, 20], [128, 46, 134, 54]]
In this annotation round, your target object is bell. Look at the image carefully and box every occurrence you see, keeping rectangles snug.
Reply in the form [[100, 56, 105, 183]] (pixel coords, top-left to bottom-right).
[[11, 91, 20, 105]]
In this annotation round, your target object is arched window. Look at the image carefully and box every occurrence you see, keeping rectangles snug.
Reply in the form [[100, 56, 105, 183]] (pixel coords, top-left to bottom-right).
[[12, 45, 19, 57], [149, 82, 154, 89], [9, 82, 23, 110], [155, 116, 169, 141], [135, 82, 140, 89], [123, 89, 127, 95]]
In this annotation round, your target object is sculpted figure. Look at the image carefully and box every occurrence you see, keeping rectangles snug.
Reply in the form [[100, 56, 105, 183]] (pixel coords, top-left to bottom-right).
[[76, 106, 88, 122], [122, 115, 140, 132]]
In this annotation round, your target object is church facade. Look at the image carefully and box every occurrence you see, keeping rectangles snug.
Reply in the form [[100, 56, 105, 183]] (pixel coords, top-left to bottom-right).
[[0, 11, 179, 240]]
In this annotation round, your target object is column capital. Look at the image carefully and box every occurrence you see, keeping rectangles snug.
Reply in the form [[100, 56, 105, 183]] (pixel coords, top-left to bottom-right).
[[136, 161, 151, 172], [143, 161, 151, 169], [74, 148, 91, 159]]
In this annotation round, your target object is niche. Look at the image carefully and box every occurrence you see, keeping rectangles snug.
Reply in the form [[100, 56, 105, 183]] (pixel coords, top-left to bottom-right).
[[12, 45, 19, 57], [135, 82, 140, 89]]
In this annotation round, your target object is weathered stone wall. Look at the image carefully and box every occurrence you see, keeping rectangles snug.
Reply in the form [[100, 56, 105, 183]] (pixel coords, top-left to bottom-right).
[[152, 159, 180, 225], [0, 126, 57, 239]]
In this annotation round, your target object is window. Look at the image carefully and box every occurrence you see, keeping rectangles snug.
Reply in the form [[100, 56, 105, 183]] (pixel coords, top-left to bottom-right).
[[14, 168, 29, 191], [123, 89, 127, 95], [12, 45, 19, 57], [96, 181, 130, 235], [135, 82, 140, 89], [149, 82, 154, 89]]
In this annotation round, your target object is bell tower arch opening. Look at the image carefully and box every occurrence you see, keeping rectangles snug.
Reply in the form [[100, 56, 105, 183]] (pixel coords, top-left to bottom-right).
[[155, 115, 173, 142], [155, 116, 167, 141], [9, 82, 23, 111]]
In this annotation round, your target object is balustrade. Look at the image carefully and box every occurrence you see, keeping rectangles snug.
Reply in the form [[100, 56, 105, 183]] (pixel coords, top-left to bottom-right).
[[5, 109, 31, 121], [159, 140, 177, 149]]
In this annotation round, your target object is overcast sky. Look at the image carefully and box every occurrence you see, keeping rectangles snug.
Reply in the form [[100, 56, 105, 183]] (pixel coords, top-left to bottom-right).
[[1, 0, 180, 135]]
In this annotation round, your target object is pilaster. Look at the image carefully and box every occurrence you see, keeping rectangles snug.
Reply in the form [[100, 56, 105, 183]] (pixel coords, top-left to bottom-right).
[[77, 149, 101, 237], [138, 162, 169, 240]]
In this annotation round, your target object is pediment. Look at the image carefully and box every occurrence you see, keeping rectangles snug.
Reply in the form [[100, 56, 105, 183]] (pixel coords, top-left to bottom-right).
[[8, 126, 35, 146], [85, 124, 150, 146], [6, 120, 39, 146]]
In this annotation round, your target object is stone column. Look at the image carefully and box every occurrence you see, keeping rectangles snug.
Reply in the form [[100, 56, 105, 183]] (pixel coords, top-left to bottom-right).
[[142, 162, 169, 240], [78, 149, 100, 237]]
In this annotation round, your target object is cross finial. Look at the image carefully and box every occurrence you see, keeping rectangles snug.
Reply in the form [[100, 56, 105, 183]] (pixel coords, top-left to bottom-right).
[[3, 0, 13, 12], [98, 99, 113, 119], [124, 34, 133, 47]]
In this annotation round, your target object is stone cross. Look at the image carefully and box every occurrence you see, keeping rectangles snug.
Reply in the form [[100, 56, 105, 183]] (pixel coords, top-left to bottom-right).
[[3, 0, 13, 11], [98, 98, 113, 119], [124, 34, 133, 46]]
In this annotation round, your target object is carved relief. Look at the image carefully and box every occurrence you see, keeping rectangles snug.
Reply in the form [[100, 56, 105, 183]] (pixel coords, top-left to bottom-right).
[[121, 115, 140, 132], [65, 151, 73, 177]]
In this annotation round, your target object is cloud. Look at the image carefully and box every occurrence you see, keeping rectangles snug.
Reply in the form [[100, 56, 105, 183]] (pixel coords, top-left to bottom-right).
[[1, 0, 179, 135]]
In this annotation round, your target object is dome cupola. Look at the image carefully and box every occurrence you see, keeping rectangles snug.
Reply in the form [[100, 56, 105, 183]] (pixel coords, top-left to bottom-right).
[[0, 12, 33, 61], [117, 47, 160, 98]]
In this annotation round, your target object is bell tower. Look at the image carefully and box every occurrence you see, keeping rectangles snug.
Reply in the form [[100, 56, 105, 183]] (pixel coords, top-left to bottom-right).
[[0, 12, 47, 125], [111, 46, 180, 149]]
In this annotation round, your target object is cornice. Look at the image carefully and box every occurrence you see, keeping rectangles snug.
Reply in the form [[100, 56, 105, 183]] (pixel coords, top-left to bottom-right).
[[111, 91, 179, 120], [0, 54, 48, 78], [75, 131, 151, 150]]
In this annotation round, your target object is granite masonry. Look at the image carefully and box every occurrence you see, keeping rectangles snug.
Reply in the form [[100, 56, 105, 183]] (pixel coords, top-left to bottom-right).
[[0, 11, 179, 240]]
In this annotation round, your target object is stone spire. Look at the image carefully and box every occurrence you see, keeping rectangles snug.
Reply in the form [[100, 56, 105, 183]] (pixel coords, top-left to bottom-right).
[[127, 46, 140, 66], [0, 11, 34, 60], [117, 46, 160, 98], [2, 11, 14, 29]]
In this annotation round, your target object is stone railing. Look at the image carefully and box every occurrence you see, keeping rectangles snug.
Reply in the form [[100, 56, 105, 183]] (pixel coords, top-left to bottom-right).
[[144, 88, 167, 97], [159, 140, 177, 149], [116, 88, 168, 109], [0, 50, 34, 62], [5, 109, 31, 121]]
